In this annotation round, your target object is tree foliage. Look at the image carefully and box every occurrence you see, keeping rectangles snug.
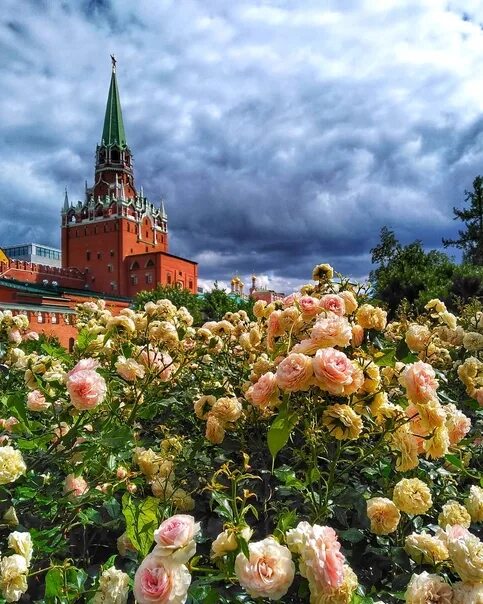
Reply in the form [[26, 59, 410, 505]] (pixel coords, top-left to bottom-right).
[[133, 283, 254, 324], [443, 175, 483, 265], [370, 228, 482, 314]]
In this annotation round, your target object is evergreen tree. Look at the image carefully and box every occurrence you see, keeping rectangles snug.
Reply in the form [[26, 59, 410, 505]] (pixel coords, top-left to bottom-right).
[[443, 175, 483, 265]]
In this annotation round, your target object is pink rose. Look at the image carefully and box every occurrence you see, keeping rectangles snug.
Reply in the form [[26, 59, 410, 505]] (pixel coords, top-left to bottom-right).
[[282, 293, 300, 308], [140, 349, 174, 381], [64, 473, 89, 500], [153, 514, 200, 564], [351, 324, 364, 347], [0, 417, 19, 432], [298, 296, 321, 317], [319, 294, 346, 317], [27, 390, 51, 412], [311, 314, 352, 349], [399, 361, 438, 404], [23, 331, 39, 341], [275, 353, 313, 392], [133, 553, 191, 604], [67, 369, 107, 410], [444, 404, 471, 446], [67, 358, 100, 378], [235, 537, 295, 600], [287, 522, 346, 590], [246, 372, 279, 409], [8, 329, 22, 344], [312, 348, 363, 396], [267, 310, 284, 350]]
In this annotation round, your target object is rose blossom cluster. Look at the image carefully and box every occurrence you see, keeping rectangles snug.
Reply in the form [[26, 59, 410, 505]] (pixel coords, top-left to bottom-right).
[[0, 531, 33, 602], [133, 514, 199, 604], [286, 521, 358, 604], [404, 524, 483, 604], [193, 394, 243, 444]]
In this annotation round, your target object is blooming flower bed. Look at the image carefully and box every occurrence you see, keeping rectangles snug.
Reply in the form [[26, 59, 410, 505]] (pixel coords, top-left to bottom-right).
[[0, 263, 481, 603]]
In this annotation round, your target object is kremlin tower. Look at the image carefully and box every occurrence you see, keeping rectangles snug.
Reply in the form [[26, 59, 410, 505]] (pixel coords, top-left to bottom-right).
[[61, 57, 197, 297]]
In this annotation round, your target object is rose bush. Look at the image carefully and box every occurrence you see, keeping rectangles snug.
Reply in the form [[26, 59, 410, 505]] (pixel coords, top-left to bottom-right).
[[0, 266, 480, 603]]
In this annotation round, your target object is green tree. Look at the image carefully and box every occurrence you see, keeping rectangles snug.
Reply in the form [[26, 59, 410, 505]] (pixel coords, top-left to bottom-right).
[[201, 283, 254, 321], [443, 175, 483, 265], [133, 284, 203, 324], [369, 228, 482, 314]]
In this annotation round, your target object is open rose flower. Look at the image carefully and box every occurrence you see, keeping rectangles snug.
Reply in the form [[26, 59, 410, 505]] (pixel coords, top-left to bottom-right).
[[235, 537, 295, 600], [298, 296, 321, 317], [313, 348, 363, 396], [27, 390, 51, 412], [275, 353, 313, 392], [319, 294, 346, 316], [67, 367, 107, 410], [399, 361, 438, 404], [310, 314, 352, 349], [153, 514, 200, 564], [246, 372, 279, 409], [133, 553, 191, 604]]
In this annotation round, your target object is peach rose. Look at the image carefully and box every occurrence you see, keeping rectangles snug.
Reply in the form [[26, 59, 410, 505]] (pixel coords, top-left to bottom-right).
[[133, 553, 191, 604], [27, 390, 51, 412], [282, 293, 300, 308], [351, 324, 364, 347], [444, 404, 471, 446], [366, 497, 400, 535], [153, 514, 200, 564], [290, 523, 346, 589], [246, 372, 279, 409], [399, 361, 438, 404], [267, 310, 285, 350], [405, 324, 431, 352], [67, 369, 107, 410], [319, 294, 346, 317], [140, 349, 174, 381], [235, 537, 295, 600], [23, 331, 39, 341], [64, 474, 89, 500], [298, 296, 321, 317], [67, 358, 99, 377], [8, 329, 22, 344], [405, 572, 452, 604], [115, 356, 146, 381], [311, 314, 352, 349], [312, 348, 363, 396], [275, 353, 313, 392]]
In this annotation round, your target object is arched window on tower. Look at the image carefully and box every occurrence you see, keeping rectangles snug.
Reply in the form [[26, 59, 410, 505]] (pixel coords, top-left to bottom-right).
[[130, 261, 140, 270], [145, 259, 155, 268], [111, 149, 120, 162]]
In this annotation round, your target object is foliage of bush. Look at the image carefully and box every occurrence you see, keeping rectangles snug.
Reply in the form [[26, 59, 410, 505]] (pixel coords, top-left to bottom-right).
[[0, 264, 481, 603]]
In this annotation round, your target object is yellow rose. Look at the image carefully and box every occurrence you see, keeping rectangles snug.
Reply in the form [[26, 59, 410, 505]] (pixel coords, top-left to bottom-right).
[[447, 528, 483, 583], [405, 324, 431, 352], [366, 497, 401, 535], [211, 397, 243, 423], [0, 554, 28, 602], [311, 564, 358, 604], [322, 404, 363, 440], [404, 533, 448, 564], [7, 532, 33, 566], [393, 478, 432, 515], [438, 501, 472, 529], [389, 424, 419, 472], [465, 485, 483, 523], [312, 263, 334, 281], [0, 447, 26, 485]]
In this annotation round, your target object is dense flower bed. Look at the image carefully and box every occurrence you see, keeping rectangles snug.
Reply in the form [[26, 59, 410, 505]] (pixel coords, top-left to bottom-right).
[[0, 263, 481, 603]]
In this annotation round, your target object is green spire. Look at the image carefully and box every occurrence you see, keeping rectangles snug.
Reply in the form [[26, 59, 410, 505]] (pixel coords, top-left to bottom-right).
[[101, 55, 127, 148]]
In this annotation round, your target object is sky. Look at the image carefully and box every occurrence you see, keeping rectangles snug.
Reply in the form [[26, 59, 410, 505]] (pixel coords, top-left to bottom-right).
[[1, 0, 483, 293]]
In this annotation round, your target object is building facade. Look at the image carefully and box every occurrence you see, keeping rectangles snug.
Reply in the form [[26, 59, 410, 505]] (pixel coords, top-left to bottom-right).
[[2, 243, 62, 268]]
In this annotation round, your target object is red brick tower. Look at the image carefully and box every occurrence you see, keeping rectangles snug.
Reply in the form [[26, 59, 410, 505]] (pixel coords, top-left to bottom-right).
[[60, 57, 198, 297]]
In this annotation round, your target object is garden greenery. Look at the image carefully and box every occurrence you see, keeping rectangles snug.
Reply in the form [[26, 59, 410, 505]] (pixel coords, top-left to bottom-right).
[[0, 263, 481, 603]]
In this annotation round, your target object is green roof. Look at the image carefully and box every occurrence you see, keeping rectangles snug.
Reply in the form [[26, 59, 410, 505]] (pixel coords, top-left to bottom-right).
[[101, 63, 127, 148]]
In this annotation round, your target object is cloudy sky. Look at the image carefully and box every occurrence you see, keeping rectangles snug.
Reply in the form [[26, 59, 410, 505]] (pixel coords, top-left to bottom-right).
[[1, 0, 483, 293]]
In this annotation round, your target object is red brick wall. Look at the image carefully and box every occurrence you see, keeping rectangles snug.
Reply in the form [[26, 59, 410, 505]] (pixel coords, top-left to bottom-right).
[[0, 260, 86, 289]]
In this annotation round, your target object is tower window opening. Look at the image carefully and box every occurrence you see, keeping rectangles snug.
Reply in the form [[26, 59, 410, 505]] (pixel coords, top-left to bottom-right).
[[110, 250, 114, 257], [111, 149, 120, 162], [145, 273, 153, 284], [97, 252, 102, 260], [167, 274, 172, 284], [107, 264, 113, 273], [86, 251, 91, 261]]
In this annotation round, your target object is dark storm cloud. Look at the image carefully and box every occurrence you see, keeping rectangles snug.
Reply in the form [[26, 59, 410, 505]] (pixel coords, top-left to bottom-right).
[[1, 0, 483, 293]]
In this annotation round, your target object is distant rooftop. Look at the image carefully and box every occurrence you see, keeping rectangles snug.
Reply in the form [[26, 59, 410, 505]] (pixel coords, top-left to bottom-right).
[[2, 243, 61, 267]]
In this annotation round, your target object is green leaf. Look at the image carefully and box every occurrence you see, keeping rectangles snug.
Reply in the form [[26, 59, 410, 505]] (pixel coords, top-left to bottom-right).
[[267, 402, 298, 463], [340, 528, 365, 543], [44, 567, 64, 600], [373, 348, 396, 367], [445, 453, 463, 469], [238, 535, 250, 559], [122, 493, 160, 557]]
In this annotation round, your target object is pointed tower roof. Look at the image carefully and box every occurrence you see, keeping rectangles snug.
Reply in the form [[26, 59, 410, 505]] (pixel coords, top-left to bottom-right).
[[101, 55, 127, 148], [63, 187, 69, 211]]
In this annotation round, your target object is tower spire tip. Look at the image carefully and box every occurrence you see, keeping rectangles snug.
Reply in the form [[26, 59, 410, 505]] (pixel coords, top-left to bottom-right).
[[110, 54, 117, 73]]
